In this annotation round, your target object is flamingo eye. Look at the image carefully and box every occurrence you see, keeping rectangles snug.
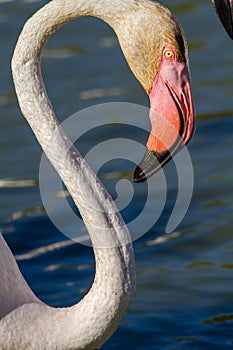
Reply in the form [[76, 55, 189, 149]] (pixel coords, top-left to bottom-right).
[[164, 49, 174, 59]]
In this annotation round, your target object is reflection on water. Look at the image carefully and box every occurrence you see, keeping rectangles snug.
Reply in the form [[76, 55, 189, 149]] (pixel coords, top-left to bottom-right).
[[203, 314, 233, 325], [0, 0, 233, 348]]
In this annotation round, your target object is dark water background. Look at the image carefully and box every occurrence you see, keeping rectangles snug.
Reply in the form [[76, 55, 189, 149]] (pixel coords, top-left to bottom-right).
[[0, 0, 233, 348]]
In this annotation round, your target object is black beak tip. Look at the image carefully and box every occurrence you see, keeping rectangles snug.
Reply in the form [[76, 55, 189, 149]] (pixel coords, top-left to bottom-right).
[[133, 147, 176, 183], [133, 148, 165, 183], [133, 166, 147, 183]]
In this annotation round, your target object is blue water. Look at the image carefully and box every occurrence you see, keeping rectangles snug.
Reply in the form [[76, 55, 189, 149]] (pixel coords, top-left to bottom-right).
[[0, 0, 233, 348]]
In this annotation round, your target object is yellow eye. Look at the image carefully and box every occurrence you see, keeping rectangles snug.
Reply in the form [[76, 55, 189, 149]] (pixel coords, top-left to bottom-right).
[[164, 50, 174, 59]]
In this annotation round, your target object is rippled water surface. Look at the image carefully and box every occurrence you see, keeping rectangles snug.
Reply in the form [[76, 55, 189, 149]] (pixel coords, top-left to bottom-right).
[[0, 0, 233, 348]]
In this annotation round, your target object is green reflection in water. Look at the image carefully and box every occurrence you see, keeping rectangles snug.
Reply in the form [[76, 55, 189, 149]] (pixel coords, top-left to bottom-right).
[[44, 45, 86, 58], [204, 200, 229, 209], [210, 175, 229, 182], [0, 91, 15, 106], [198, 109, 233, 121], [189, 40, 205, 51], [220, 263, 233, 269], [170, 4, 196, 14], [186, 261, 214, 269], [203, 314, 233, 324], [198, 78, 233, 87], [172, 336, 202, 343]]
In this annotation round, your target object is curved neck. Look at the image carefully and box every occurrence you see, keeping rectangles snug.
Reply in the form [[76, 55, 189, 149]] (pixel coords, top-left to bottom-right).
[[12, 0, 136, 347]]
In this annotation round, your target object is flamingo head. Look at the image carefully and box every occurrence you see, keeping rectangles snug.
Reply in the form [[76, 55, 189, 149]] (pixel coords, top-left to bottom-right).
[[212, 0, 233, 39], [133, 42, 195, 182], [116, 4, 195, 182]]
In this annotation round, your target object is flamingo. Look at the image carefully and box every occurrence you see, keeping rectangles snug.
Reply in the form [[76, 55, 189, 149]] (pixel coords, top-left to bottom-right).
[[0, 0, 228, 349]]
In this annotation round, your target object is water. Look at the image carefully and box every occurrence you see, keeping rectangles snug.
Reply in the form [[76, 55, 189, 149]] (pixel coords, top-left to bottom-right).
[[0, 0, 233, 348]]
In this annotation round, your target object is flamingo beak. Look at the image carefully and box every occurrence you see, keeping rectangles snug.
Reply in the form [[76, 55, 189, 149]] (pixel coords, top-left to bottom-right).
[[212, 0, 233, 39], [134, 53, 195, 183]]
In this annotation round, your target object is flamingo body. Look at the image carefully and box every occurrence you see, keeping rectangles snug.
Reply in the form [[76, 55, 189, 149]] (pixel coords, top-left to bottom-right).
[[2, 0, 225, 348]]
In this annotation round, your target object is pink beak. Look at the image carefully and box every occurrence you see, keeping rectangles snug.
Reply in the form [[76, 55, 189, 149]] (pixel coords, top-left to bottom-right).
[[134, 51, 195, 182]]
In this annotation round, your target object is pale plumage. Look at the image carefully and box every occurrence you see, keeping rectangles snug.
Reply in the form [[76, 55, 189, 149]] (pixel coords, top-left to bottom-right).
[[0, 0, 214, 349]]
